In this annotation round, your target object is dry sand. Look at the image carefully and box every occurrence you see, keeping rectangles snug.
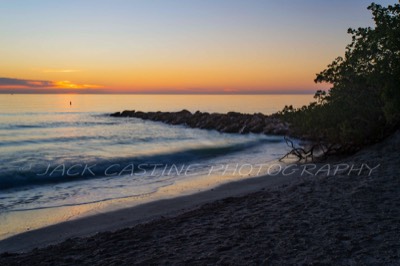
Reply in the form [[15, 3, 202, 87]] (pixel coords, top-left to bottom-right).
[[0, 132, 399, 265]]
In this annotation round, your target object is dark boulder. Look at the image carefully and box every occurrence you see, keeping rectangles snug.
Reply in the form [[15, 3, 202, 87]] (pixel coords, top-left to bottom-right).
[[110, 111, 121, 117]]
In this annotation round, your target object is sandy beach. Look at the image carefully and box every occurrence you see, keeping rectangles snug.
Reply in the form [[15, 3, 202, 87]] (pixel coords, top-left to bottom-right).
[[0, 131, 399, 264]]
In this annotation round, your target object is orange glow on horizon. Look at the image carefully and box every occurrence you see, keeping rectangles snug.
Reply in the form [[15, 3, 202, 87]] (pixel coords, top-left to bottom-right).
[[53, 80, 102, 89]]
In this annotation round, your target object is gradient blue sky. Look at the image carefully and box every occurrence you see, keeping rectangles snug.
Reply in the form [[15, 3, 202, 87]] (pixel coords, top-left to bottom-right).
[[0, 0, 396, 93]]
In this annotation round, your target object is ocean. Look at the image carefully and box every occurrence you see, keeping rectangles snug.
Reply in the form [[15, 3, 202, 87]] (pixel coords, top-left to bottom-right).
[[0, 94, 313, 240]]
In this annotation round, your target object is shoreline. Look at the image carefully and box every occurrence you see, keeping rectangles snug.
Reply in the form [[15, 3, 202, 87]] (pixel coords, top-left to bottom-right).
[[0, 155, 289, 244], [0, 165, 302, 253], [1, 132, 398, 264]]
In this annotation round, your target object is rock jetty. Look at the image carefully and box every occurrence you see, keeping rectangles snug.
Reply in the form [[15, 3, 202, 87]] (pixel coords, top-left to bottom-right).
[[110, 109, 290, 135]]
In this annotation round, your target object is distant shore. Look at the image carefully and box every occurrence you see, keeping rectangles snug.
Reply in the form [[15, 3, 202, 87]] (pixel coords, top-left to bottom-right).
[[1, 131, 399, 264]]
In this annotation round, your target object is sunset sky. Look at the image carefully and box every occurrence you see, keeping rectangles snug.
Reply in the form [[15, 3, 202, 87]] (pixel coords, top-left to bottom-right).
[[0, 0, 395, 94]]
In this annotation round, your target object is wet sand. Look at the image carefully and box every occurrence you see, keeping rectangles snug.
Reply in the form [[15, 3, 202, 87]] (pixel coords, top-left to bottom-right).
[[1, 132, 399, 265]]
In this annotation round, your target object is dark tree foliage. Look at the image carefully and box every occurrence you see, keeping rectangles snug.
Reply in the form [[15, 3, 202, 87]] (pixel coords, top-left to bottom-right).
[[278, 2, 400, 155]]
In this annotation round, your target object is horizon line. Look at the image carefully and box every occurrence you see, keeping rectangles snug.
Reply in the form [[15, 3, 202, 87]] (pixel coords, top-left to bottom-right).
[[0, 90, 318, 95]]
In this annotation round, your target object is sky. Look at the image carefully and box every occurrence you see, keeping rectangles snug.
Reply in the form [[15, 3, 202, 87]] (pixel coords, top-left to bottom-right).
[[0, 0, 396, 94]]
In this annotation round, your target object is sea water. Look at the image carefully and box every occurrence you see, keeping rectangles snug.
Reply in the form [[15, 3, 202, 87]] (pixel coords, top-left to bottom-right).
[[0, 94, 312, 239]]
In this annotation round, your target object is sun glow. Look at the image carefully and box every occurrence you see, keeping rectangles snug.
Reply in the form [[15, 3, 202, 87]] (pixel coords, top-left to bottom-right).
[[53, 80, 101, 89]]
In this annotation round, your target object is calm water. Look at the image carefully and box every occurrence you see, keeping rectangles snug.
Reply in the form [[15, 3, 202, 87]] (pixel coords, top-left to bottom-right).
[[0, 94, 313, 114], [0, 94, 312, 239]]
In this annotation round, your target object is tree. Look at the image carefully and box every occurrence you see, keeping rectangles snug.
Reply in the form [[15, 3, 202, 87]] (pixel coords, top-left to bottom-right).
[[279, 2, 400, 156]]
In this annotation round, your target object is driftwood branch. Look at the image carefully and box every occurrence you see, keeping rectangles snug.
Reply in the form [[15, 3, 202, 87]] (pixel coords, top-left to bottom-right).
[[279, 136, 343, 162], [280, 136, 315, 162]]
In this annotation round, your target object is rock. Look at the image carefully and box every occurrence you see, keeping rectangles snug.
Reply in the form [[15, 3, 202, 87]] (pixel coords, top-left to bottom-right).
[[227, 111, 242, 117], [110, 109, 290, 136], [110, 111, 121, 117], [178, 109, 192, 116]]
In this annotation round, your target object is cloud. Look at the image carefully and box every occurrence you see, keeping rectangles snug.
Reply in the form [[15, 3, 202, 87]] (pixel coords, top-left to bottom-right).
[[0, 77, 54, 88], [0, 77, 102, 90]]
